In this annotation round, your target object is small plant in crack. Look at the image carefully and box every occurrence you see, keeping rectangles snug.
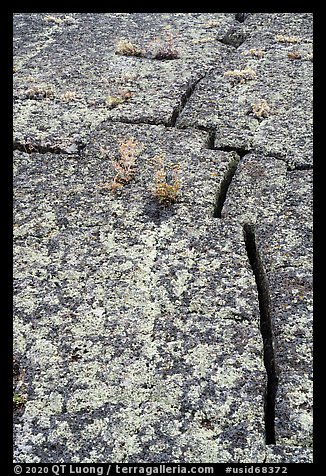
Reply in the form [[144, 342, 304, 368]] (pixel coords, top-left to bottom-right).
[[23, 143, 36, 153], [97, 138, 143, 192], [251, 99, 271, 119], [105, 90, 133, 109], [275, 34, 301, 44], [223, 67, 256, 85], [23, 85, 55, 100], [151, 31, 179, 60], [287, 49, 302, 60], [241, 48, 265, 59], [13, 392, 27, 408], [61, 91, 76, 102], [44, 15, 75, 25], [150, 154, 181, 205], [115, 39, 143, 57], [13, 358, 27, 411]]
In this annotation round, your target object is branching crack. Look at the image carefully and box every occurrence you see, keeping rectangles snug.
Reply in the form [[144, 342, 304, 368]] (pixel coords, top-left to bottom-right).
[[243, 223, 279, 445]]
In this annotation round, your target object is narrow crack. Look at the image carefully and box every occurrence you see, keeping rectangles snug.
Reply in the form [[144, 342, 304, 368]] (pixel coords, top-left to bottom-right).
[[213, 158, 239, 218], [13, 66, 214, 157], [212, 148, 250, 218], [169, 72, 211, 127], [216, 145, 251, 155], [287, 163, 313, 171], [252, 151, 313, 171], [13, 142, 66, 155], [13, 140, 86, 156], [106, 117, 166, 127], [243, 223, 279, 445]]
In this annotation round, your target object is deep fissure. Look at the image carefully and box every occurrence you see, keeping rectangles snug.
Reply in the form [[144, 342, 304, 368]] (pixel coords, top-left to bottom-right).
[[206, 129, 216, 149], [243, 223, 279, 445], [213, 160, 238, 218], [213, 148, 249, 218]]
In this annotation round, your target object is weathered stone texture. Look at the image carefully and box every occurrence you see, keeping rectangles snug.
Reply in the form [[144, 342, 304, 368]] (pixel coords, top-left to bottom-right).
[[13, 12, 313, 464], [255, 171, 313, 451], [177, 13, 313, 168]]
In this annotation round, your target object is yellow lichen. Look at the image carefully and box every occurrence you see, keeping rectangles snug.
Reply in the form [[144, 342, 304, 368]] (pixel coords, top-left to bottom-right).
[[105, 91, 132, 109], [61, 91, 76, 102], [44, 15, 75, 25], [24, 85, 55, 99]]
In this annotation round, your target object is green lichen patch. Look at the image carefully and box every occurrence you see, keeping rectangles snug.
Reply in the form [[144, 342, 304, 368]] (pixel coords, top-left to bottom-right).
[[13, 393, 27, 408]]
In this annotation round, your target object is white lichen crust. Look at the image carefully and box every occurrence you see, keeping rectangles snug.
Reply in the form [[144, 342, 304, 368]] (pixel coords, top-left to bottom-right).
[[13, 12, 313, 463]]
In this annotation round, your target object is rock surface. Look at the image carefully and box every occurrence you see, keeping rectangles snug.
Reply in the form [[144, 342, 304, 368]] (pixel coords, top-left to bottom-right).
[[13, 13, 313, 463]]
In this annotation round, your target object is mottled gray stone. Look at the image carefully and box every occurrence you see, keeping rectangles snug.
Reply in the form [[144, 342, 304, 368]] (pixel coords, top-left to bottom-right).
[[13, 13, 59, 66], [268, 269, 313, 448], [13, 217, 267, 463], [221, 153, 287, 224], [177, 14, 312, 167], [13, 125, 265, 462], [13, 13, 236, 150], [13, 12, 313, 464], [239, 13, 313, 47], [264, 444, 313, 463], [256, 170, 313, 271], [252, 109, 313, 169], [254, 170, 313, 451]]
